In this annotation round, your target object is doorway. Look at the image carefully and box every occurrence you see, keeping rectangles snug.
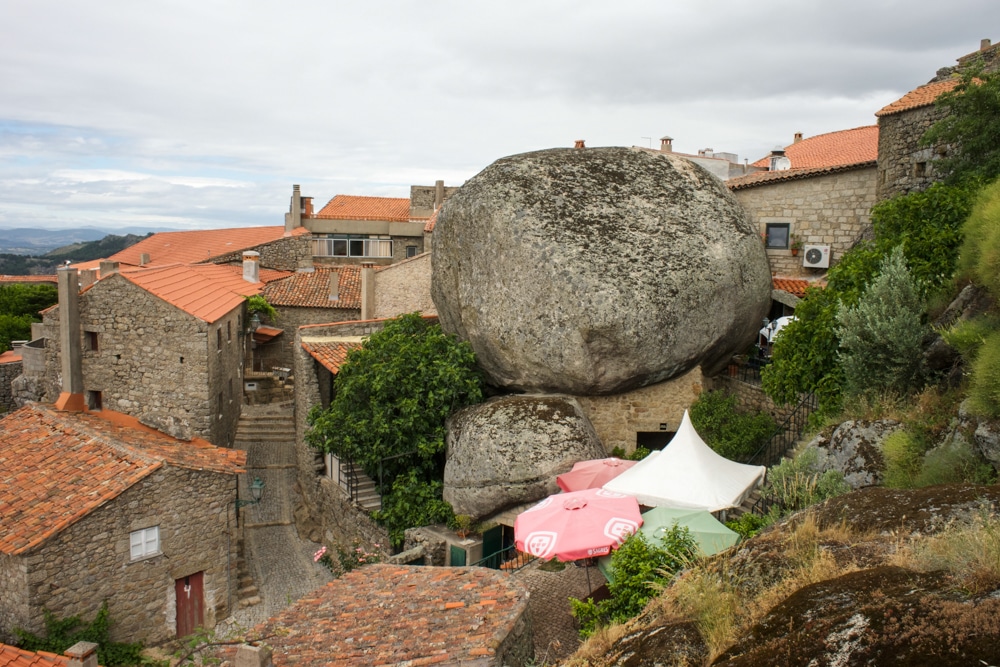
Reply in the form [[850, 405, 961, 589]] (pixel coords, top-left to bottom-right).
[[175, 572, 204, 637], [636, 431, 674, 451]]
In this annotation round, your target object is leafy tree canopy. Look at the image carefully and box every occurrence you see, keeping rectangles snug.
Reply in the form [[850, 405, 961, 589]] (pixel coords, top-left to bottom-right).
[[0, 283, 57, 352]]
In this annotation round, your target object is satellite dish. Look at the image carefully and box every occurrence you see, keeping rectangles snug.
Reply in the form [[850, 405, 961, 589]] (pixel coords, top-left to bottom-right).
[[770, 156, 792, 171]]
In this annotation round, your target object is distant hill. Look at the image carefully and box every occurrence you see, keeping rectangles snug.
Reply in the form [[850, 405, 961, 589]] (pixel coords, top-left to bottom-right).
[[0, 226, 178, 255], [0, 232, 152, 275]]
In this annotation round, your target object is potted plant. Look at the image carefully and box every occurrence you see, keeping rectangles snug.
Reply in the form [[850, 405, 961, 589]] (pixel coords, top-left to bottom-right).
[[790, 235, 804, 256]]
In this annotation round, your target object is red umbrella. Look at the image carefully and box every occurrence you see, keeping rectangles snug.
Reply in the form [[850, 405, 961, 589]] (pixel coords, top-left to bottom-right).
[[514, 488, 643, 561], [556, 457, 637, 493]]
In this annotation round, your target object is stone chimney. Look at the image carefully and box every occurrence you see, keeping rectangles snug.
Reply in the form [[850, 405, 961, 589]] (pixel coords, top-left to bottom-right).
[[243, 251, 260, 283], [574, 139, 586, 149], [983, 38, 992, 51], [79, 269, 98, 289], [434, 180, 445, 210], [65, 641, 99, 667], [99, 261, 119, 277], [235, 644, 274, 667], [302, 196, 313, 217], [329, 270, 340, 301], [660, 136, 673, 153], [361, 262, 375, 320], [285, 184, 302, 234], [793, 132, 803, 143], [139, 252, 151, 266], [54, 267, 86, 412]]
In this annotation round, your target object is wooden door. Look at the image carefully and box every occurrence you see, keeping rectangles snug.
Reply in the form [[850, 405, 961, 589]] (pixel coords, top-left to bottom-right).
[[175, 572, 204, 637]]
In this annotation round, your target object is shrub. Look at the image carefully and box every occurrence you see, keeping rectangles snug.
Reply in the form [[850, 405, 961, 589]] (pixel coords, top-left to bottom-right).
[[372, 469, 455, 549], [941, 316, 996, 363], [967, 330, 1000, 419], [14, 602, 150, 666], [837, 247, 929, 398], [881, 430, 925, 488], [725, 513, 770, 540], [688, 391, 777, 461], [762, 448, 850, 516], [917, 438, 996, 487]]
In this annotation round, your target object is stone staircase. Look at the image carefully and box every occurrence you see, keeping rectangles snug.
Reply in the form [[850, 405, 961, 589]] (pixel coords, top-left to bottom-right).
[[234, 540, 261, 608], [235, 403, 295, 444], [340, 461, 382, 513]]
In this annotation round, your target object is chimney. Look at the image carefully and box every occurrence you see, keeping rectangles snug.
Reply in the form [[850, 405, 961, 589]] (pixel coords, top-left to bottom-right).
[[302, 196, 313, 217], [329, 270, 340, 301], [65, 641, 99, 667], [361, 262, 375, 320], [285, 184, 302, 234], [243, 251, 260, 283], [574, 139, 586, 149], [660, 136, 673, 153], [79, 269, 98, 289], [793, 132, 803, 143], [99, 261, 119, 277], [982, 38, 992, 51], [434, 180, 445, 210], [54, 267, 86, 412], [235, 644, 274, 667], [139, 252, 151, 266]]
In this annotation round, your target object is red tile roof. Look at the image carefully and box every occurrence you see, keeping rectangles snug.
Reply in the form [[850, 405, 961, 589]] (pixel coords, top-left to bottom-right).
[[728, 160, 876, 190], [301, 341, 361, 374], [0, 643, 73, 667], [875, 79, 960, 117], [218, 264, 292, 284], [264, 266, 362, 310], [117, 263, 264, 323], [424, 207, 439, 233], [231, 565, 529, 667], [772, 277, 817, 298], [107, 226, 309, 267], [0, 350, 22, 364], [314, 195, 416, 221], [751, 126, 878, 169], [0, 404, 245, 556]]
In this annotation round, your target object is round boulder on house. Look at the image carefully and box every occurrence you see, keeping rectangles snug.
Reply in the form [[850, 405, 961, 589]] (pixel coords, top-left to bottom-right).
[[431, 147, 771, 395], [443, 394, 607, 519]]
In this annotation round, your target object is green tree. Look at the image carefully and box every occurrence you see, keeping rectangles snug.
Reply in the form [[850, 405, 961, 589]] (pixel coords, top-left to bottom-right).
[[837, 247, 929, 398], [688, 390, 777, 461], [922, 65, 1000, 185], [0, 283, 57, 352]]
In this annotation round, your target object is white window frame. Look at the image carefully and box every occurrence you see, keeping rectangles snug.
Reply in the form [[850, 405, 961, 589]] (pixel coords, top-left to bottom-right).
[[130, 526, 160, 561], [311, 235, 393, 258]]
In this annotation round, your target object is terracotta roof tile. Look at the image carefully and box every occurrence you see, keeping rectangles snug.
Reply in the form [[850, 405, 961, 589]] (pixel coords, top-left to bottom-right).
[[751, 126, 878, 169], [263, 266, 362, 310], [0, 350, 22, 364], [424, 208, 439, 233], [118, 263, 264, 323], [226, 565, 529, 667], [0, 643, 74, 667], [107, 226, 308, 267], [301, 341, 361, 374], [217, 264, 292, 284], [728, 160, 876, 190], [314, 195, 419, 221], [875, 79, 960, 117], [0, 405, 244, 556], [772, 277, 816, 298]]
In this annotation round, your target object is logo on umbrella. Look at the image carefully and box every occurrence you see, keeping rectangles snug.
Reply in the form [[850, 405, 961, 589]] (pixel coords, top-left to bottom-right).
[[524, 531, 558, 559], [604, 517, 639, 544]]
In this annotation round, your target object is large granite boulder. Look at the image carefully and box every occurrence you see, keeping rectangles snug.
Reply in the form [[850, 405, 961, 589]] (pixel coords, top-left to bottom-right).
[[443, 394, 607, 519], [807, 420, 901, 489], [431, 147, 771, 395]]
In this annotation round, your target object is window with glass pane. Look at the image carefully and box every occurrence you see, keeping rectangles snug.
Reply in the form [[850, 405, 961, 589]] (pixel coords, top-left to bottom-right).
[[130, 526, 160, 560], [765, 223, 790, 249], [333, 239, 348, 256]]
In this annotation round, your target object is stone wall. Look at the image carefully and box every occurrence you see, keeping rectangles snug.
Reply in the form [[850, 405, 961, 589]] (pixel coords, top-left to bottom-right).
[[373, 252, 436, 319], [574, 368, 704, 454], [212, 234, 312, 271], [0, 466, 238, 645], [732, 166, 877, 278], [409, 184, 460, 218], [710, 374, 799, 424], [0, 359, 20, 413], [265, 305, 360, 371]]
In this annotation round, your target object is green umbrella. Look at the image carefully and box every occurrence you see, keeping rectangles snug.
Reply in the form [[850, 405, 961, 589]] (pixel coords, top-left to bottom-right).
[[598, 506, 740, 584]]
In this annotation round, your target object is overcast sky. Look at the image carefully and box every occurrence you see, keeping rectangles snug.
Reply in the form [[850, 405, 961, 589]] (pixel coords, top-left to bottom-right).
[[1, 1, 998, 231]]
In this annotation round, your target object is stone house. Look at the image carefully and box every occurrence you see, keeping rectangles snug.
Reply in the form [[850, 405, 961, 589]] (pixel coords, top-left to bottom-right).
[[875, 38, 1000, 201], [17, 261, 274, 447], [0, 349, 20, 414], [728, 126, 879, 280], [0, 403, 246, 645]]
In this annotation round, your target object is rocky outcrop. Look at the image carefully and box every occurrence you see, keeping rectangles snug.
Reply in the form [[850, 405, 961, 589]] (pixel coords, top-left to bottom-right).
[[431, 147, 771, 395], [806, 419, 901, 489], [443, 395, 607, 519]]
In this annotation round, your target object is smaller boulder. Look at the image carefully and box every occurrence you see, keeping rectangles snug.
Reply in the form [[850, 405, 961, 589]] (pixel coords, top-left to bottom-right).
[[443, 395, 607, 519], [807, 420, 901, 489]]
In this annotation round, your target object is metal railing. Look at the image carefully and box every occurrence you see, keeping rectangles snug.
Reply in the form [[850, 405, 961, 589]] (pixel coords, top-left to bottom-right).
[[741, 391, 818, 469], [338, 461, 364, 504], [472, 544, 535, 572]]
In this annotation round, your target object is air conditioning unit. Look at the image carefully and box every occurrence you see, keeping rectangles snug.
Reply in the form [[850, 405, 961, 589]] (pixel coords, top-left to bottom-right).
[[802, 244, 831, 269]]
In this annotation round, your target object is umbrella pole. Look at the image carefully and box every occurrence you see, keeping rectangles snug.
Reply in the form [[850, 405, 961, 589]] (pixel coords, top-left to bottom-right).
[[585, 560, 593, 596]]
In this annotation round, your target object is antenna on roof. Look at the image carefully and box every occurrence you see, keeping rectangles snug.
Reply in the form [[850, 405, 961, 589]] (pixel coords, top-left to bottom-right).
[[641, 136, 652, 148]]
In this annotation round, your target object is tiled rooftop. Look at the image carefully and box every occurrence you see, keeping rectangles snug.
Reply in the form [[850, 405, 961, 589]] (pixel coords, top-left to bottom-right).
[[234, 564, 529, 667], [314, 195, 416, 222], [0, 350, 22, 364], [0, 643, 72, 667], [424, 207, 439, 233], [750, 126, 878, 169], [727, 160, 876, 190], [0, 404, 245, 556], [264, 266, 362, 310], [301, 340, 361, 374], [118, 263, 265, 323], [106, 226, 308, 267], [875, 79, 960, 117], [772, 277, 818, 298]]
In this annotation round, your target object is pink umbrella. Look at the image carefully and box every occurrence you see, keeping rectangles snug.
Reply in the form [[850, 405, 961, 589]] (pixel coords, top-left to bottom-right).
[[556, 457, 638, 493], [514, 488, 643, 562]]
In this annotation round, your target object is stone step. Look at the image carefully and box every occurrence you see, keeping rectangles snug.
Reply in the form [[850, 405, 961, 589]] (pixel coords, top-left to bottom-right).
[[237, 585, 259, 597], [239, 595, 262, 608]]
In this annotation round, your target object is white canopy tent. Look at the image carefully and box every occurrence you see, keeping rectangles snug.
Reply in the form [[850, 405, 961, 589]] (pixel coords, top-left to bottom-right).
[[602, 410, 766, 513]]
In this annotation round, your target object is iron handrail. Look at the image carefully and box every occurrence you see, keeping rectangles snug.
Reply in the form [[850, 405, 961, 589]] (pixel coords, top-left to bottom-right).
[[741, 391, 818, 468], [472, 544, 535, 572]]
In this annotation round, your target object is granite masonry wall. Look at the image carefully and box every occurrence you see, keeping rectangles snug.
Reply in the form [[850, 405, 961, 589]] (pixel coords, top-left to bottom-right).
[[212, 234, 312, 271], [264, 305, 360, 372], [373, 252, 436, 319], [0, 466, 238, 645], [574, 367, 704, 454], [0, 358, 20, 413], [876, 105, 949, 202], [710, 374, 800, 425], [409, 184, 460, 217], [732, 166, 877, 278], [35, 275, 243, 446]]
